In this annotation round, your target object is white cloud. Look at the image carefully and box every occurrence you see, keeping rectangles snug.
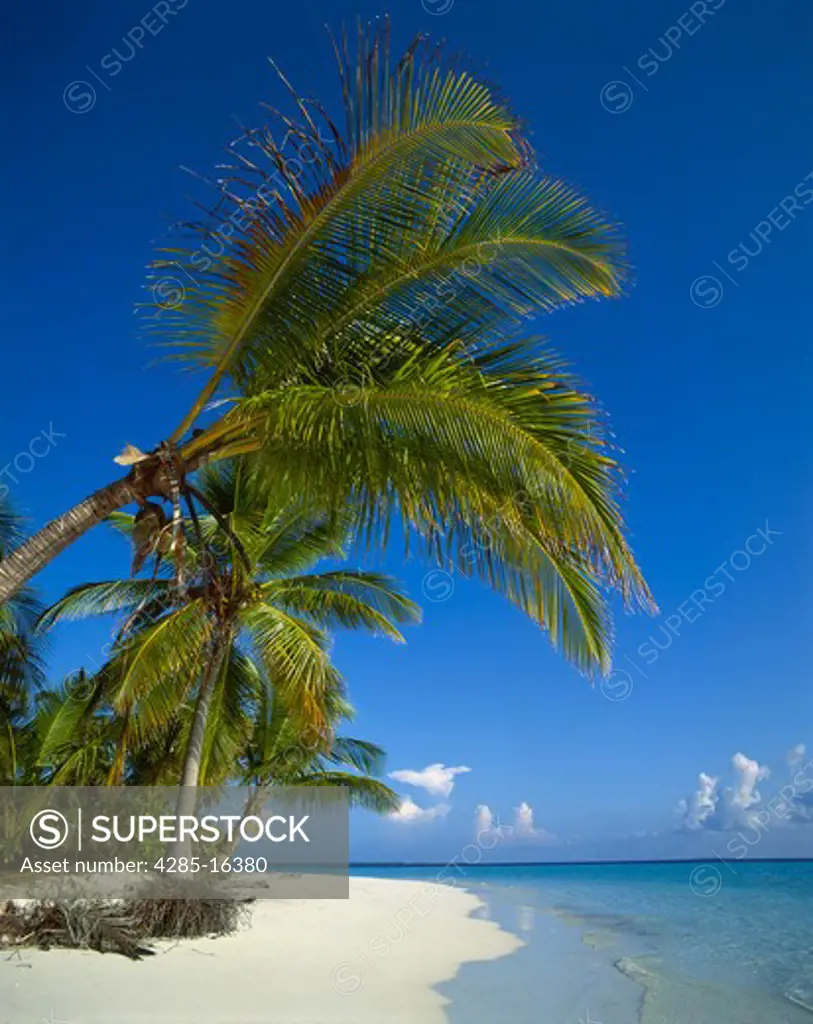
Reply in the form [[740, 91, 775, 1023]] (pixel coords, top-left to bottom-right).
[[475, 803, 510, 844], [389, 763, 472, 798], [389, 796, 450, 824], [783, 745, 813, 822], [475, 801, 555, 844], [475, 804, 495, 835], [511, 801, 556, 842], [513, 801, 536, 836], [678, 753, 772, 831], [727, 752, 770, 821], [680, 772, 719, 830]]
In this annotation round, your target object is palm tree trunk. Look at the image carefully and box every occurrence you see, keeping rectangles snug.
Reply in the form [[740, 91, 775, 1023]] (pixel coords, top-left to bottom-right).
[[218, 786, 265, 858], [179, 636, 228, 789], [0, 477, 135, 604], [173, 633, 230, 855]]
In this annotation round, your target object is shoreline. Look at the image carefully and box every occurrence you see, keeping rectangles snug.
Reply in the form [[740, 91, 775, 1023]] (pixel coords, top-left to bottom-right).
[[433, 882, 647, 1024], [0, 877, 523, 1023]]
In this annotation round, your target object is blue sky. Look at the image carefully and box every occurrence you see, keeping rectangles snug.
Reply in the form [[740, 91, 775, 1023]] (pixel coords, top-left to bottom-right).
[[2, 0, 811, 861]]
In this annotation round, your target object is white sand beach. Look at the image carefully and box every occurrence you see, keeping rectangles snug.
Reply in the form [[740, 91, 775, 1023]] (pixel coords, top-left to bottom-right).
[[0, 877, 522, 1023]]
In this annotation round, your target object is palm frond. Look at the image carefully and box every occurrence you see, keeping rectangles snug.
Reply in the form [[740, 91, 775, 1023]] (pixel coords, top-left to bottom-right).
[[328, 736, 388, 776], [0, 500, 23, 555], [199, 646, 261, 784], [254, 508, 349, 577], [147, 21, 527, 438], [184, 367, 649, 673], [34, 673, 113, 785], [242, 603, 343, 732], [252, 171, 626, 392], [264, 570, 420, 641], [292, 771, 400, 813], [37, 580, 174, 632], [101, 600, 210, 720], [0, 502, 46, 710]]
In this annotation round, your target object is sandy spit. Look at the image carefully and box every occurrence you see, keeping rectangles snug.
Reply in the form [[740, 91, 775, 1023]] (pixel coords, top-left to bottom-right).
[[0, 877, 522, 1023]]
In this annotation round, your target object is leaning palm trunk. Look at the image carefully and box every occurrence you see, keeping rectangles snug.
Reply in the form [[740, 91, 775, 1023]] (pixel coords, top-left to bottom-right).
[[0, 478, 135, 605], [173, 632, 230, 857], [179, 632, 230, 790], [0, 452, 191, 604]]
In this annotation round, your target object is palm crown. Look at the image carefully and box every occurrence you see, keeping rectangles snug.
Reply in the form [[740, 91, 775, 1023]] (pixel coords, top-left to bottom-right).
[[38, 461, 420, 786], [0, 21, 653, 680]]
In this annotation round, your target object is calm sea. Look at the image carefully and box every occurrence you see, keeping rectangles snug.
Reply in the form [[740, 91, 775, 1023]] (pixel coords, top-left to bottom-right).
[[355, 861, 813, 1023]]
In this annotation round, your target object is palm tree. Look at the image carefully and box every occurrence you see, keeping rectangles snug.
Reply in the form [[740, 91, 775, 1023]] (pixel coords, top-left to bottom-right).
[[0, 502, 44, 784], [29, 672, 116, 785], [38, 461, 421, 790], [0, 22, 653, 676], [33, 672, 399, 817], [239, 688, 399, 814]]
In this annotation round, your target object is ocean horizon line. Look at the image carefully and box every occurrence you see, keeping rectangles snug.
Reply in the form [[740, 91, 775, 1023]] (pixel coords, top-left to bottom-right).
[[351, 857, 813, 867]]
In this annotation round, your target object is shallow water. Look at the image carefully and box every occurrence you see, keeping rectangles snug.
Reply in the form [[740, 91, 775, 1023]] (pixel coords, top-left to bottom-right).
[[357, 861, 813, 1022]]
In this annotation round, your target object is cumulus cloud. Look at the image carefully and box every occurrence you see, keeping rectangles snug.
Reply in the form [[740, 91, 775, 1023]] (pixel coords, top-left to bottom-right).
[[725, 752, 770, 826], [389, 763, 472, 798], [475, 803, 512, 843], [511, 801, 556, 842], [678, 753, 772, 831], [679, 772, 719, 830], [389, 797, 451, 824], [475, 804, 496, 835], [475, 801, 555, 844], [783, 744, 813, 823], [513, 801, 537, 836]]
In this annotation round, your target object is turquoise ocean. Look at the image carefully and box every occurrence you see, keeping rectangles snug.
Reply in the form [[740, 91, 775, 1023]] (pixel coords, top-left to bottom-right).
[[355, 861, 813, 1023]]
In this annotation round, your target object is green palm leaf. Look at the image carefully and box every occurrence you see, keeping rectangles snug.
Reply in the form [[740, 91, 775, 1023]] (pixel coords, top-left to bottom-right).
[[263, 570, 421, 641], [150, 23, 527, 437], [250, 172, 626, 392], [291, 771, 400, 814], [199, 647, 261, 785], [328, 736, 388, 776], [37, 579, 174, 632], [102, 600, 210, 717], [242, 603, 342, 732]]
